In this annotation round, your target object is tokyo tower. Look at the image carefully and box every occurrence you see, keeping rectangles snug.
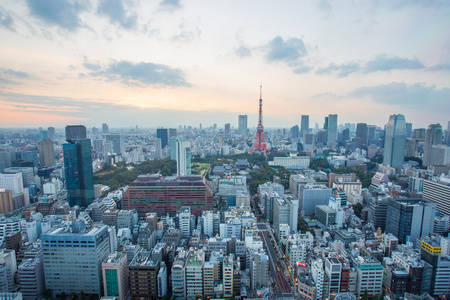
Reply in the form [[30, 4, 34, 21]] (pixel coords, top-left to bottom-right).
[[249, 85, 269, 156]]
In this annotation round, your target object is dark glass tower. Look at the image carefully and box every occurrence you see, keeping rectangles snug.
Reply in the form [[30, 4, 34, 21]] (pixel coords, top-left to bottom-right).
[[156, 128, 169, 148], [63, 139, 94, 207]]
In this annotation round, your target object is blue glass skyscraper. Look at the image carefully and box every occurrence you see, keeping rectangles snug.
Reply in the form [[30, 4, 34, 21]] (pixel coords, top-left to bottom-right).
[[63, 138, 94, 207]]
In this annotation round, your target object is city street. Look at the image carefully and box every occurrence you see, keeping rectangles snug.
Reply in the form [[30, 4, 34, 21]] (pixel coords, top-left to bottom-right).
[[257, 223, 294, 299]]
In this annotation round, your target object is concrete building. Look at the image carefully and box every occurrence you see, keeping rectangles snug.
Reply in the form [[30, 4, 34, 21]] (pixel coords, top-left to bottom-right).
[[423, 176, 450, 216], [41, 224, 110, 296], [175, 139, 191, 177], [355, 256, 384, 297], [18, 255, 45, 300], [301, 115, 309, 139], [250, 250, 269, 290], [299, 184, 332, 216], [273, 195, 298, 238], [128, 251, 160, 299], [325, 257, 342, 298], [179, 206, 191, 238], [171, 251, 187, 299], [185, 250, 205, 299], [38, 138, 55, 167], [123, 175, 213, 217]]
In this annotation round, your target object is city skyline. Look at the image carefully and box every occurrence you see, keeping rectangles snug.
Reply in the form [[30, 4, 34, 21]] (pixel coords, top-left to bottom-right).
[[0, 1, 449, 128]]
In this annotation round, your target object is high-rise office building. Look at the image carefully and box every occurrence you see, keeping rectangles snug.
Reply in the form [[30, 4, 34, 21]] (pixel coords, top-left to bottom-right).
[[38, 138, 55, 167], [224, 123, 231, 135], [105, 134, 125, 155], [327, 114, 338, 147], [238, 115, 248, 135], [63, 139, 94, 207], [47, 127, 56, 140], [446, 121, 450, 146], [102, 123, 109, 134], [385, 198, 436, 244], [168, 128, 177, 138], [176, 140, 191, 177], [423, 124, 443, 167], [301, 115, 309, 137], [383, 114, 406, 168], [290, 125, 299, 139], [65, 125, 87, 141], [156, 128, 169, 149], [423, 177, 450, 216], [356, 123, 368, 148], [42, 225, 111, 297]]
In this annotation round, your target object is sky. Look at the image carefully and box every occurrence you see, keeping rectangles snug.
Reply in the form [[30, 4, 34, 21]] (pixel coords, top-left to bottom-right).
[[0, 0, 449, 130]]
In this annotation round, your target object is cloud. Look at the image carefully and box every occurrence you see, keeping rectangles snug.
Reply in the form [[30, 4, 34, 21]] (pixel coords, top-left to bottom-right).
[[25, 0, 87, 31], [429, 63, 450, 71], [316, 62, 360, 77], [1, 68, 32, 79], [159, 0, 181, 11], [97, 0, 137, 29], [317, 54, 426, 77], [265, 36, 308, 63], [83, 59, 190, 87], [293, 66, 312, 74], [0, 8, 14, 31], [349, 82, 450, 109], [170, 22, 201, 44], [0, 68, 32, 86], [235, 45, 252, 58], [363, 54, 424, 73], [312, 92, 344, 99]]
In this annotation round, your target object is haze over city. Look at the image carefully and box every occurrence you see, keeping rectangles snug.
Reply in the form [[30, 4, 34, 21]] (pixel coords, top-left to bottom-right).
[[0, 0, 449, 128]]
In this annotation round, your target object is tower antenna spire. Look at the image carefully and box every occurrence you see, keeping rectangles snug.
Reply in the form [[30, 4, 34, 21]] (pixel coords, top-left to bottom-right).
[[260, 83, 262, 99]]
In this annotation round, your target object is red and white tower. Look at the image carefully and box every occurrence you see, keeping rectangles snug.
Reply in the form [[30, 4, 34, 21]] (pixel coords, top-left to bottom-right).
[[249, 85, 269, 156]]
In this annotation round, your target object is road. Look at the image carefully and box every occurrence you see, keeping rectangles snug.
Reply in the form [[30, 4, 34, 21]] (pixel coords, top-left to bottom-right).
[[257, 223, 293, 298]]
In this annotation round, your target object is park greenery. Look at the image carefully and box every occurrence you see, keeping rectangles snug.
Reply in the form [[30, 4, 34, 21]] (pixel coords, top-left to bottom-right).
[[93, 159, 176, 191]]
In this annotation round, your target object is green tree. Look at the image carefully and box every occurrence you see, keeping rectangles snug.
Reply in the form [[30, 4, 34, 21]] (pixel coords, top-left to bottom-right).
[[60, 291, 66, 300], [42, 289, 53, 300], [161, 166, 171, 176], [70, 292, 77, 300], [78, 290, 85, 300], [353, 203, 363, 218], [362, 290, 369, 300], [87, 295, 94, 300]]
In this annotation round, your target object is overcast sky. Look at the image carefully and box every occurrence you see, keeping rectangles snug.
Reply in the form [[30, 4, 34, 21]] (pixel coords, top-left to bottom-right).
[[0, 0, 449, 130]]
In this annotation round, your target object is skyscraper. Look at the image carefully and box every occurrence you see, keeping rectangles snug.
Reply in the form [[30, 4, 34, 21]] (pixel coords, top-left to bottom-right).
[[238, 115, 248, 135], [356, 123, 368, 148], [63, 139, 94, 207], [156, 128, 169, 149], [301, 115, 309, 137], [47, 127, 56, 140], [176, 140, 191, 177], [446, 121, 450, 146], [224, 123, 231, 135], [326, 114, 338, 147], [383, 114, 406, 168], [65, 125, 87, 141], [38, 138, 55, 167], [102, 123, 109, 134], [105, 134, 125, 155], [42, 224, 110, 297], [423, 124, 443, 167]]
